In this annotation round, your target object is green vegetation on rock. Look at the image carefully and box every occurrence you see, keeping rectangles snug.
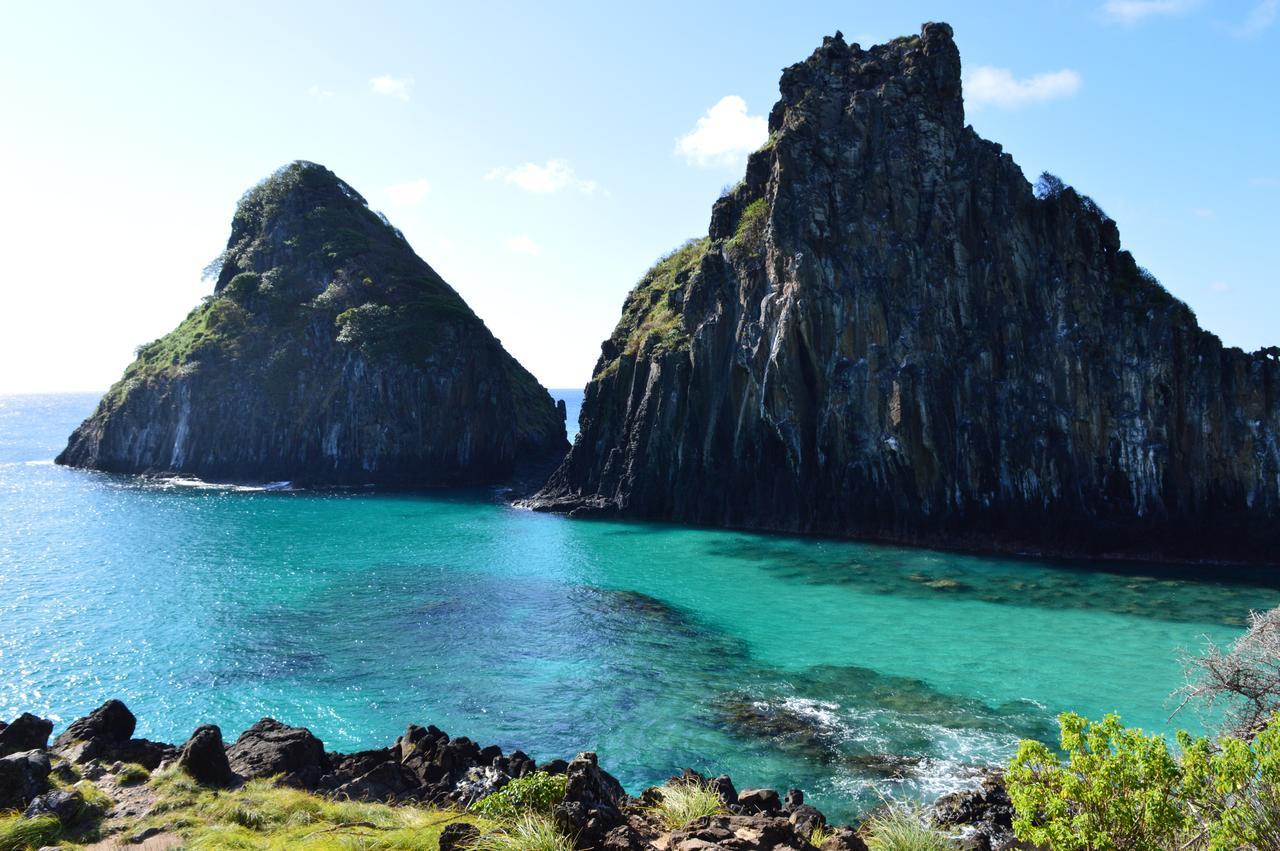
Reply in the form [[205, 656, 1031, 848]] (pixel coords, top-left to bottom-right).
[[469, 771, 566, 821], [648, 780, 728, 829]]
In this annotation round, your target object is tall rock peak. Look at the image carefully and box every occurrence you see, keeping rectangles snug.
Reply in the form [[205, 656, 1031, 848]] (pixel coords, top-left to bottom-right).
[[526, 24, 1280, 564], [58, 161, 568, 486]]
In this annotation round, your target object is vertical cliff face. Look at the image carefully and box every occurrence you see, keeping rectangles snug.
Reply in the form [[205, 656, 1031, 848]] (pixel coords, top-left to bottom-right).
[[527, 24, 1280, 563], [59, 161, 567, 486]]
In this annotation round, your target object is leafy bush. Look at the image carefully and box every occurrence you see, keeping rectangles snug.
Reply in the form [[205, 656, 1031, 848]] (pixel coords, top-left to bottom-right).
[[863, 803, 954, 851], [470, 813, 574, 851], [648, 780, 727, 829], [1007, 712, 1280, 851], [0, 814, 61, 851], [469, 772, 567, 822]]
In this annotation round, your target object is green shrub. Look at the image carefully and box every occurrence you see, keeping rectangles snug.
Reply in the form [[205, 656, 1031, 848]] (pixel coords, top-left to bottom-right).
[[648, 780, 727, 829], [469, 772, 567, 822], [1007, 712, 1280, 851], [0, 814, 61, 851], [470, 813, 574, 851], [863, 803, 954, 851]]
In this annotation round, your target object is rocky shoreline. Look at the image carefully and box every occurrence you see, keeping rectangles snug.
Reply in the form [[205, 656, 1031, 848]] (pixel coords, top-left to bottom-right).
[[0, 700, 1018, 850]]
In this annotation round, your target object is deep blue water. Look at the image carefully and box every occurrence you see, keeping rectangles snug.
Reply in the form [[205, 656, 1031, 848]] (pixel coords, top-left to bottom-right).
[[1, 391, 1276, 820]]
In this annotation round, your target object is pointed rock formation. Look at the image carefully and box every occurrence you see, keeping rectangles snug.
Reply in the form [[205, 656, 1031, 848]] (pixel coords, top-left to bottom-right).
[[526, 24, 1280, 563], [58, 161, 567, 486]]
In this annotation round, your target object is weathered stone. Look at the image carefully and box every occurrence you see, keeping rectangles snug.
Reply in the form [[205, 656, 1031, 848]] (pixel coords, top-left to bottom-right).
[[227, 718, 329, 789], [933, 771, 1015, 850], [177, 725, 234, 787], [23, 789, 94, 825], [668, 814, 812, 850], [555, 752, 627, 849], [788, 804, 826, 838], [0, 713, 54, 757], [711, 774, 739, 807], [737, 788, 782, 814], [54, 700, 135, 750], [56, 161, 567, 488], [0, 749, 51, 811], [525, 22, 1280, 565], [820, 827, 870, 851], [438, 822, 480, 851]]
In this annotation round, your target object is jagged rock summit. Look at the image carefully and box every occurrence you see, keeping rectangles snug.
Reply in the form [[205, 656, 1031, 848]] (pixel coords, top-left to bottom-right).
[[526, 23, 1280, 563], [59, 161, 568, 486]]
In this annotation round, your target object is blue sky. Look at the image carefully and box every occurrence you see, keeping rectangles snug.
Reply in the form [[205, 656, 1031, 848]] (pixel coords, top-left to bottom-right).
[[0, 0, 1275, 393]]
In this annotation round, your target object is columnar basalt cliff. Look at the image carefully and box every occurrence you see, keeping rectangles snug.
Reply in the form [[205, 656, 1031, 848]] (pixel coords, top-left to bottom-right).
[[58, 162, 567, 486], [527, 24, 1280, 563]]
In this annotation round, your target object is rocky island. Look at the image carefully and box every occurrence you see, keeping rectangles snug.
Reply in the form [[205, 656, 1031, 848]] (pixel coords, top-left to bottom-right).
[[526, 23, 1280, 564], [57, 161, 567, 487]]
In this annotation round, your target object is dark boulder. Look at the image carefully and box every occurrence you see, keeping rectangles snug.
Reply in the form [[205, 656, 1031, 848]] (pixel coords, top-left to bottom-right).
[[54, 699, 135, 748], [177, 725, 235, 787], [933, 772, 1016, 851], [783, 788, 804, 810], [668, 814, 813, 850], [711, 774, 739, 807], [554, 752, 627, 849], [820, 828, 870, 851], [737, 788, 782, 814], [539, 758, 570, 775], [452, 765, 510, 806], [0, 749, 51, 811], [227, 718, 329, 789], [0, 713, 54, 756], [788, 804, 826, 838], [334, 760, 420, 802], [438, 822, 480, 851], [22, 788, 104, 825], [507, 749, 537, 778]]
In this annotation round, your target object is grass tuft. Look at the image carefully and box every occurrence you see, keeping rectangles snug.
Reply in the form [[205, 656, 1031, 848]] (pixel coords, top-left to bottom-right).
[[470, 813, 574, 851], [864, 803, 954, 851], [116, 762, 151, 785], [649, 780, 728, 830], [0, 814, 61, 851]]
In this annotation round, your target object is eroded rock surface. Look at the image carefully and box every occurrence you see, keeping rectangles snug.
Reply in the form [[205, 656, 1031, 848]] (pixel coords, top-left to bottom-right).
[[526, 23, 1280, 564]]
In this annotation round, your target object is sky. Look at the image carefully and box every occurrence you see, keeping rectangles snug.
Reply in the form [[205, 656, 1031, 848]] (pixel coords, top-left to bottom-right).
[[0, 0, 1276, 394]]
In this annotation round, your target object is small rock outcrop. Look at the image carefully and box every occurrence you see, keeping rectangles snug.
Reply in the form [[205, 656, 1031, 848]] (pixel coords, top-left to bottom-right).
[[52, 700, 175, 769], [0, 712, 53, 757], [0, 749, 51, 811], [526, 23, 1280, 564], [176, 725, 234, 787], [667, 814, 814, 850], [554, 752, 629, 849], [58, 161, 567, 487], [227, 718, 331, 788]]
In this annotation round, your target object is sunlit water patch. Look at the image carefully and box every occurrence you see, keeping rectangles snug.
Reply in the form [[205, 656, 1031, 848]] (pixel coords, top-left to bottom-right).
[[1, 392, 1277, 822]]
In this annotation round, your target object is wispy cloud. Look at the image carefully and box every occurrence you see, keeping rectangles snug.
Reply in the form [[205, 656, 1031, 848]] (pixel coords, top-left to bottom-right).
[[1249, 176, 1280, 188], [1193, 208, 1215, 219], [383, 179, 431, 207], [1232, 0, 1279, 36], [370, 74, 412, 101], [1102, 0, 1199, 24], [1210, 281, 1232, 293], [307, 85, 334, 104], [504, 235, 542, 256], [675, 95, 768, 168], [484, 160, 597, 194], [964, 67, 1082, 108]]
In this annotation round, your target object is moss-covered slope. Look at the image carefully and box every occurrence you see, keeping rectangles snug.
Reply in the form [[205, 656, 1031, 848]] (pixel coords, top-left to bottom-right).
[[58, 161, 567, 485]]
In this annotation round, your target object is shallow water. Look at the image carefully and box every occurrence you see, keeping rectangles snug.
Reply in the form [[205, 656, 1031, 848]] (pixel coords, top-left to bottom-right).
[[1, 392, 1276, 820]]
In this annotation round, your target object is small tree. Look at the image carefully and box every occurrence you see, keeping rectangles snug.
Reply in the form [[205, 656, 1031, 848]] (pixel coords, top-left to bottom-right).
[[1178, 607, 1280, 737], [1035, 172, 1067, 200]]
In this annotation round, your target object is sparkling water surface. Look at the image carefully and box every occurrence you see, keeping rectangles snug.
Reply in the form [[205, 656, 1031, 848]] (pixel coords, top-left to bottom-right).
[[2, 392, 1276, 821]]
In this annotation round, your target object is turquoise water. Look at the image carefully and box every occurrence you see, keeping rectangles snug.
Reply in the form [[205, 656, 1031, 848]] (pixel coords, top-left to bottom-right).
[[2, 393, 1277, 821]]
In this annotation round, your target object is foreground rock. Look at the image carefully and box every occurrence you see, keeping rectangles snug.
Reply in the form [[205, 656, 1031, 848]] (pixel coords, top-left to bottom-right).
[[0, 712, 53, 756], [17, 699, 1023, 850], [525, 22, 1280, 564], [57, 160, 567, 487]]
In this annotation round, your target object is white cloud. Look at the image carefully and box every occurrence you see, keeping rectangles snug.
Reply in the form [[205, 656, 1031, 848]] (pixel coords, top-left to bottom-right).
[[1193, 207, 1215, 219], [1250, 176, 1280, 188], [370, 74, 412, 101], [675, 96, 768, 168], [383, 179, 431, 207], [964, 67, 1082, 108], [307, 85, 334, 104], [1233, 0, 1279, 36], [504, 235, 542, 256], [1102, 0, 1199, 23], [1211, 281, 1232, 293], [484, 160, 597, 194]]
